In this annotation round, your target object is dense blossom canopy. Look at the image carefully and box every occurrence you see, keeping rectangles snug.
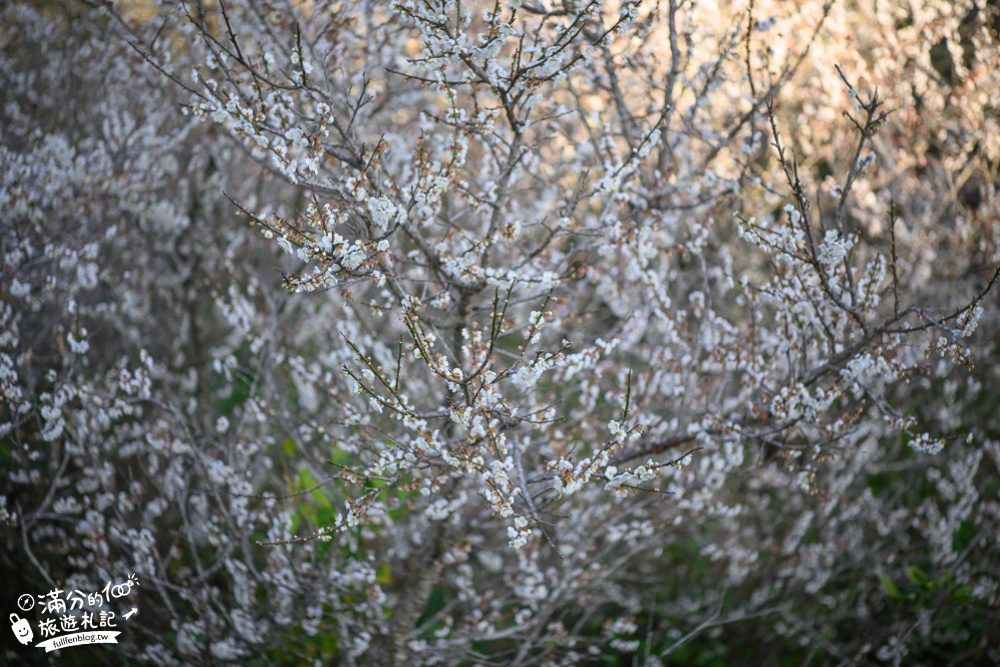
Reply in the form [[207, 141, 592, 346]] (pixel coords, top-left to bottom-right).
[[2, 0, 999, 664]]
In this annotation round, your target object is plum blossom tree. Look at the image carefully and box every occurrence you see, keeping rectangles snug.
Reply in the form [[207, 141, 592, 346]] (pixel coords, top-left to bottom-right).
[[2, 0, 999, 665]]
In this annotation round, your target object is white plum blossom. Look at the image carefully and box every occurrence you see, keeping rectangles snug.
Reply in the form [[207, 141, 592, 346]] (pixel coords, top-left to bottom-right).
[[2, 0, 997, 664], [817, 229, 852, 267]]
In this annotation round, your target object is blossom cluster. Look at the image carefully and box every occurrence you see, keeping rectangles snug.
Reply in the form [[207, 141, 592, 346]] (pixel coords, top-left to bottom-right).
[[2, 0, 998, 665]]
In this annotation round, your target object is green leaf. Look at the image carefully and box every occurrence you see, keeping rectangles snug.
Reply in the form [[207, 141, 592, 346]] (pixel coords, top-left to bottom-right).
[[329, 447, 353, 467], [906, 566, 929, 590], [299, 467, 333, 509], [877, 572, 901, 600], [951, 585, 973, 605]]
